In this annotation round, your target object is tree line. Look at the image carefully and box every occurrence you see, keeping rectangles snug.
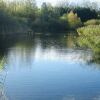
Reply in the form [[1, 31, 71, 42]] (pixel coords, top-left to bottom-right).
[[0, 0, 99, 33]]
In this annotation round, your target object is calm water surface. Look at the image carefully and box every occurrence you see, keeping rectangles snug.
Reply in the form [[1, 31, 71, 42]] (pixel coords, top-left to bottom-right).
[[0, 35, 100, 100]]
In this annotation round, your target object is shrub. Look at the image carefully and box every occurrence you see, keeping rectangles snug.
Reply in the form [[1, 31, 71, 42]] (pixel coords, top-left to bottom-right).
[[84, 19, 100, 26], [77, 25, 100, 59]]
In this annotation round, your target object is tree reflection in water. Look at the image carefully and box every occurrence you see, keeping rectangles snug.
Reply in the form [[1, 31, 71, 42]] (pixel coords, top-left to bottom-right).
[[0, 34, 99, 69], [0, 34, 99, 100]]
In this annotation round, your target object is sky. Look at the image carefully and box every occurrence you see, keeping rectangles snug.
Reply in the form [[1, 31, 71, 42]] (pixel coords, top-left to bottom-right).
[[36, 0, 57, 6], [7, 0, 58, 6], [38, 0, 100, 8], [7, 0, 100, 7]]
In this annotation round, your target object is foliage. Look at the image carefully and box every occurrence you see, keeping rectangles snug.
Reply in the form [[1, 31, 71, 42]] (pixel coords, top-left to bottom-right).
[[0, 57, 5, 71], [75, 7, 98, 22], [0, 0, 99, 33], [84, 19, 100, 26], [32, 2, 68, 32], [0, 0, 37, 34], [67, 11, 82, 29], [77, 25, 100, 61]]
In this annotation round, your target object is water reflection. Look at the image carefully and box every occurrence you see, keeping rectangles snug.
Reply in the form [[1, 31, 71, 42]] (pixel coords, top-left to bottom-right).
[[0, 35, 99, 69], [0, 35, 99, 70], [0, 34, 100, 100], [3, 36, 94, 70]]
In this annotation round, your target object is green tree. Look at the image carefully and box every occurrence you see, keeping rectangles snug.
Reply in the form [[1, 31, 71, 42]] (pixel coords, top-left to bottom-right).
[[67, 11, 82, 29]]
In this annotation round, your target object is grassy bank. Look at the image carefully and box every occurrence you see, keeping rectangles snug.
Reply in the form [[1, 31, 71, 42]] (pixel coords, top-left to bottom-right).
[[77, 25, 100, 63]]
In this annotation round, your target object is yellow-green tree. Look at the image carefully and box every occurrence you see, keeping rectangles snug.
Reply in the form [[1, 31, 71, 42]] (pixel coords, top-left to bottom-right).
[[67, 11, 82, 29]]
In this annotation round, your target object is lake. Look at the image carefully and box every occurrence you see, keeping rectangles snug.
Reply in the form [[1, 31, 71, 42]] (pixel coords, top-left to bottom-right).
[[0, 34, 100, 100]]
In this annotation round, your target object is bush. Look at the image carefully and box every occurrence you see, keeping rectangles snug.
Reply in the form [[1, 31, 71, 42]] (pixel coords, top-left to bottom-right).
[[84, 19, 100, 26], [77, 25, 100, 59]]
